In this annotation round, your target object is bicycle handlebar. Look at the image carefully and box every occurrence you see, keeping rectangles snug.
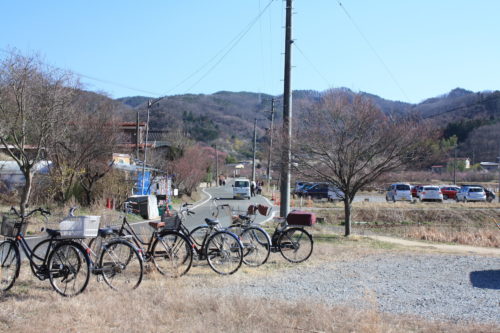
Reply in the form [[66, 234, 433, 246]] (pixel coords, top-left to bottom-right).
[[10, 206, 51, 218]]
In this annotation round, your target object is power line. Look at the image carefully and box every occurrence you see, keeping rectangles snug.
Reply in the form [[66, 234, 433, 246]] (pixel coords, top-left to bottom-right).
[[422, 93, 500, 119], [335, 1, 409, 101], [293, 42, 332, 88], [0, 47, 162, 96], [182, 0, 276, 94]]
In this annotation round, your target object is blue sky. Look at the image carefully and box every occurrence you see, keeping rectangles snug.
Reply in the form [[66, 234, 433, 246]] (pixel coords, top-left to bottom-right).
[[1, 0, 499, 104]]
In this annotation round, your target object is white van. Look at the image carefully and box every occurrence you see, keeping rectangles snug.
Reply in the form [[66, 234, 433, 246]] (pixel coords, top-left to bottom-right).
[[233, 178, 251, 199], [386, 183, 412, 202]]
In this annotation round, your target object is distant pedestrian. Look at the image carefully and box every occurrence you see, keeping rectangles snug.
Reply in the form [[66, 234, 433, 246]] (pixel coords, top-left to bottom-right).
[[251, 180, 256, 197], [256, 183, 262, 195]]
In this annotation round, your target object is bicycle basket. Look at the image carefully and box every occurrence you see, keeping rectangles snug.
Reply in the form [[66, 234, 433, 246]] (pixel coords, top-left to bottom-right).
[[161, 215, 181, 231], [59, 216, 100, 238], [1, 214, 27, 237]]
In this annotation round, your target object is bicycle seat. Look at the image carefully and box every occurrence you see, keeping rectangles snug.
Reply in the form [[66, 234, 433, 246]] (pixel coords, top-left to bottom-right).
[[45, 228, 61, 238], [238, 214, 251, 221], [97, 227, 116, 237], [149, 221, 165, 229], [204, 218, 220, 227]]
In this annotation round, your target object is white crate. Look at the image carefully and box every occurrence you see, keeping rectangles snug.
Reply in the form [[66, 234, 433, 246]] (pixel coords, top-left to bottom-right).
[[59, 216, 100, 238]]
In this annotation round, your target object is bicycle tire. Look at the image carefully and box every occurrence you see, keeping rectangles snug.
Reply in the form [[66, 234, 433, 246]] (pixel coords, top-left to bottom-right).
[[152, 231, 193, 278], [188, 225, 210, 248], [48, 241, 91, 297], [0, 240, 20, 292], [277, 227, 313, 263], [99, 239, 143, 291], [239, 227, 271, 267], [29, 238, 55, 278], [205, 231, 243, 275]]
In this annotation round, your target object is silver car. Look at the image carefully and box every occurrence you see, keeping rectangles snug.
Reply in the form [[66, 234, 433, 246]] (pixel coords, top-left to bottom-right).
[[386, 183, 412, 202], [456, 186, 487, 202], [418, 186, 443, 202]]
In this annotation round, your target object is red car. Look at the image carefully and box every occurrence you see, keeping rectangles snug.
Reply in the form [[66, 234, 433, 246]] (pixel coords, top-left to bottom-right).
[[440, 186, 460, 200], [411, 185, 423, 198]]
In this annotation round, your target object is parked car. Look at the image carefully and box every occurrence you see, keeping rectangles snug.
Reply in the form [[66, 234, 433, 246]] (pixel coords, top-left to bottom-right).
[[386, 183, 412, 202], [460, 184, 496, 202], [302, 183, 344, 201], [440, 186, 460, 200], [293, 181, 314, 197], [411, 185, 423, 198], [418, 185, 443, 202], [456, 186, 487, 202]]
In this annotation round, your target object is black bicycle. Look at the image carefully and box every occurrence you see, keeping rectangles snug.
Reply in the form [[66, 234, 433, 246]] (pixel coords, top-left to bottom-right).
[[91, 203, 193, 278], [211, 200, 271, 267], [214, 201, 313, 263], [0, 207, 91, 297], [176, 203, 244, 275]]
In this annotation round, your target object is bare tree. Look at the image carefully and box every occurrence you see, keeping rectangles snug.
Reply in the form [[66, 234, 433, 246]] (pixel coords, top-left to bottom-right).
[[171, 145, 211, 196], [293, 91, 433, 236], [0, 51, 78, 214], [48, 92, 121, 204]]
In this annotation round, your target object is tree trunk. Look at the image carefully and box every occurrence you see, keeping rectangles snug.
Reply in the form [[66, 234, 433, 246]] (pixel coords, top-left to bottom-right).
[[20, 170, 33, 216], [343, 197, 352, 237]]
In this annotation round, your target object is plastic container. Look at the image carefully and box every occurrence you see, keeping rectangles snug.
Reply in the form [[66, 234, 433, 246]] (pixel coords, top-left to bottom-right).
[[59, 216, 100, 238]]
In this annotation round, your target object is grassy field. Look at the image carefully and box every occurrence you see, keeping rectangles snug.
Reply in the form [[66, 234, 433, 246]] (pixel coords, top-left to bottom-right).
[[285, 199, 500, 248], [0, 237, 498, 333]]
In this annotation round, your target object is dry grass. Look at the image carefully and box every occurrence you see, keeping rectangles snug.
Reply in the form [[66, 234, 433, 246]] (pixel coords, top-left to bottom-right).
[[0, 240, 498, 333], [316, 204, 500, 248]]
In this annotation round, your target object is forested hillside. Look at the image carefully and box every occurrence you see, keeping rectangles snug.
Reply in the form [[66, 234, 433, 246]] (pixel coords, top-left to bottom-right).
[[117, 87, 500, 163]]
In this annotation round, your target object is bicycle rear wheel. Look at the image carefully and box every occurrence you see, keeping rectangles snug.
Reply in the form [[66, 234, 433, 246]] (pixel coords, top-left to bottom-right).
[[0, 240, 20, 292], [205, 231, 243, 275], [152, 231, 192, 277], [48, 241, 91, 297], [278, 227, 313, 263], [239, 227, 271, 267], [99, 239, 143, 291], [29, 238, 54, 278]]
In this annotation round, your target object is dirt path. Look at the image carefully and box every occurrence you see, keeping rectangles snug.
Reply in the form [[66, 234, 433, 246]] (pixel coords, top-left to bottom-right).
[[366, 234, 500, 255]]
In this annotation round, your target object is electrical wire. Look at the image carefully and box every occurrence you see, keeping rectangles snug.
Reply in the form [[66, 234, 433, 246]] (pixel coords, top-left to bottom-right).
[[0, 47, 162, 96], [293, 42, 333, 88], [335, 1, 409, 101], [182, 0, 276, 94]]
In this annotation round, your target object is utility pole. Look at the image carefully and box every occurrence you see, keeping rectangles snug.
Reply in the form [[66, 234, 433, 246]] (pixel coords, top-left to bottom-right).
[[266, 98, 275, 191], [280, 0, 293, 218], [252, 118, 257, 182], [141, 100, 152, 195], [135, 111, 140, 160], [453, 145, 457, 185], [215, 144, 219, 186], [141, 97, 165, 195]]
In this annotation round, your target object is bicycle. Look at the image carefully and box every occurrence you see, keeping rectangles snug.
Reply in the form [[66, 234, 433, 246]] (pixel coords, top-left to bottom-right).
[[211, 200, 271, 267], [214, 200, 314, 263], [92, 203, 193, 278], [0, 207, 91, 297], [177, 203, 244, 275]]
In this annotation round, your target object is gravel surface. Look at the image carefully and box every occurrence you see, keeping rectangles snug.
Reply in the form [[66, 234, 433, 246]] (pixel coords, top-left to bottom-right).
[[213, 253, 500, 325]]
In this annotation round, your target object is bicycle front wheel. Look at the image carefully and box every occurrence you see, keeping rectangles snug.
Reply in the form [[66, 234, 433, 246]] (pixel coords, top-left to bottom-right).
[[188, 225, 210, 248], [0, 240, 20, 292], [239, 227, 271, 267], [48, 241, 91, 297], [205, 231, 243, 275], [152, 231, 192, 278], [278, 227, 313, 263], [99, 239, 143, 291]]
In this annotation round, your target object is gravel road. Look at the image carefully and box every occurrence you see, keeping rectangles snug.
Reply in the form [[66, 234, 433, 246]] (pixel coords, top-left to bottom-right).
[[213, 253, 500, 325]]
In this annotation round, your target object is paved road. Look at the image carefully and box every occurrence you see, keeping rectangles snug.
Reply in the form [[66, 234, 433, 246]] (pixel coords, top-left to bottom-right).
[[182, 182, 275, 230]]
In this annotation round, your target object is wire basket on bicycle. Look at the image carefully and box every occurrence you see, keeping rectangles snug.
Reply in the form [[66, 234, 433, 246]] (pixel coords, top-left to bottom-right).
[[1, 214, 27, 237]]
